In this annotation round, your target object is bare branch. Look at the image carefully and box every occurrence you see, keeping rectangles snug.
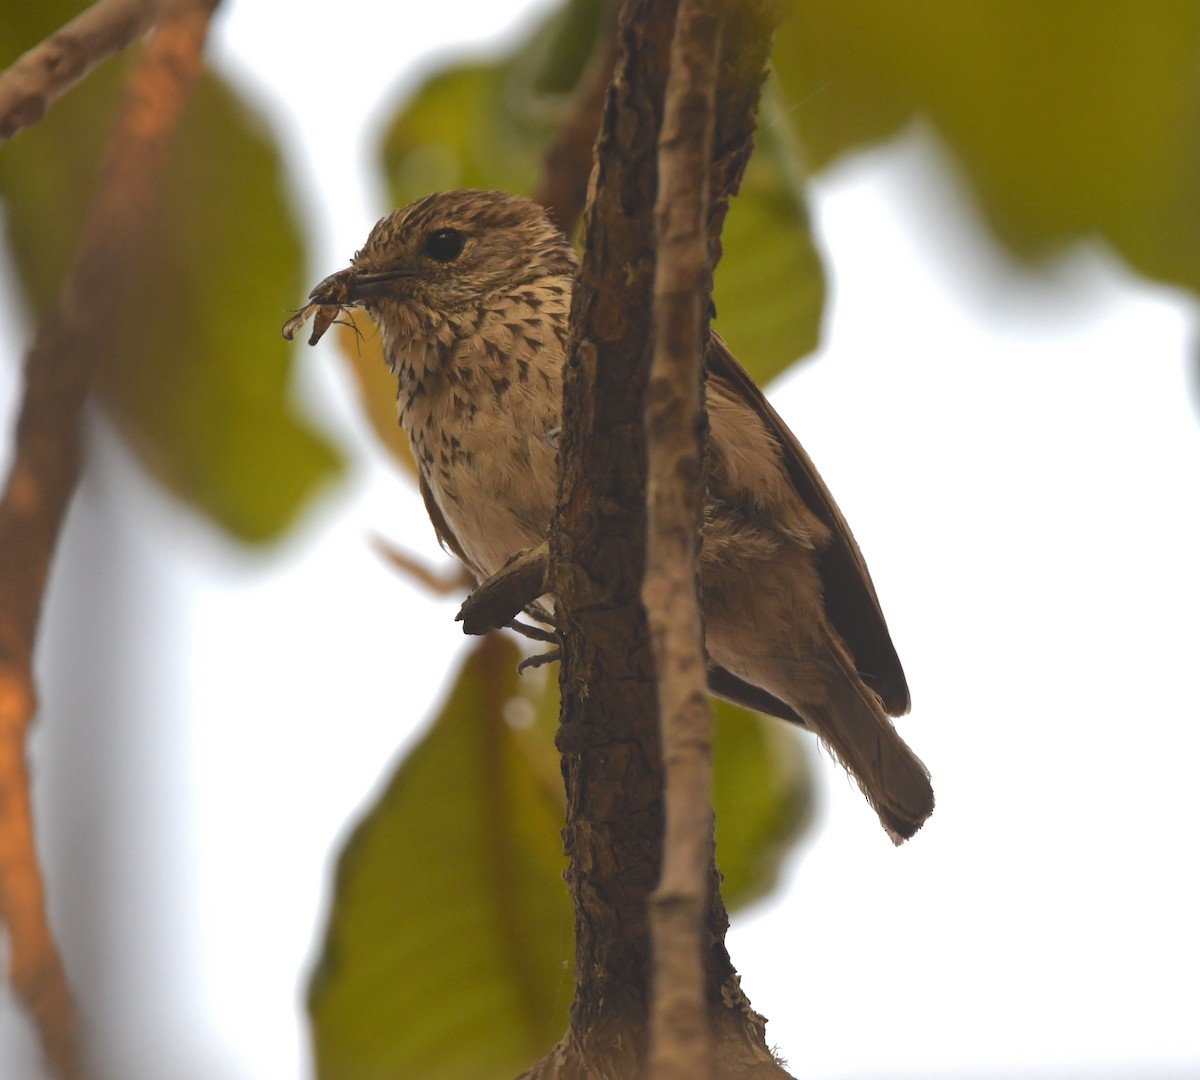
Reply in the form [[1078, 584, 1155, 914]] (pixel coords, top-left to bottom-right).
[[0, 0, 159, 144], [535, 1, 681, 1072], [645, 1, 721, 1076], [0, 2, 220, 1075], [527, 1, 796, 1076]]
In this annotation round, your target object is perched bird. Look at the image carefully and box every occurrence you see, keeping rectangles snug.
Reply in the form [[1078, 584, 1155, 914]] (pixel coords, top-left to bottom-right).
[[285, 189, 934, 843]]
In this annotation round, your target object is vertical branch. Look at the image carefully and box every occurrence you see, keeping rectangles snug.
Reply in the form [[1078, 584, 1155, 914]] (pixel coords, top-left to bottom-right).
[[645, 2, 721, 1077], [540, 0, 678, 1073], [529, 0, 795, 1076], [0, 2, 219, 1075]]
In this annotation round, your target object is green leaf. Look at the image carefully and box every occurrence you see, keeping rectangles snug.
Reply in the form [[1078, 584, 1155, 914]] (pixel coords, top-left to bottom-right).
[[532, 0, 607, 96], [0, 29, 342, 542], [711, 699, 814, 911], [0, 6, 120, 309], [309, 634, 813, 1079], [713, 80, 827, 382], [379, 61, 540, 204], [309, 636, 572, 1080], [773, 0, 1200, 293], [769, 5, 916, 175], [378, 0, 605, 210]]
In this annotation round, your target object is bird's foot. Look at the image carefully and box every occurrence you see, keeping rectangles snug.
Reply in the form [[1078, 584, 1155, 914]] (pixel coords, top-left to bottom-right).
[[517, 647, 561, 674], [456, 542, 549, 635]]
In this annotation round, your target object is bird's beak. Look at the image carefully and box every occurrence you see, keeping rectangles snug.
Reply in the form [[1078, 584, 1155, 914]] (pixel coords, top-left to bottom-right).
[[337, 267, 416, 302], [282, 264, 415, 344], [305, 264, 416, 306]]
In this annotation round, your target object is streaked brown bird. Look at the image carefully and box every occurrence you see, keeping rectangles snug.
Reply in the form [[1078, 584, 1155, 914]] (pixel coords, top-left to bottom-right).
[[285, 189, 934, 843]]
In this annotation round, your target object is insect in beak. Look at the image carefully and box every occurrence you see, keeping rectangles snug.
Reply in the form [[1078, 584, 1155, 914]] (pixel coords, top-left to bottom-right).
[[282, 265, 414, 344], [282, 267, 357, 344]]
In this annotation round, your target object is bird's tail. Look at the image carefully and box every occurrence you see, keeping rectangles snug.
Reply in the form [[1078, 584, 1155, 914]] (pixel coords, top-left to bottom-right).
[[800, 647, 934, 844]]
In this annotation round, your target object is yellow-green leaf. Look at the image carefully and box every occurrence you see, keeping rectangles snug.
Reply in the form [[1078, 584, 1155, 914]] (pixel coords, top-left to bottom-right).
[[309, 637, 812, 1079], [773, 0, 1200, 292], [380, 61, 539, 204], [711, 699, 814, 910], [309, 636, 571, 1080], [378, 0, 606, 210], [713, 83, 827, 381], [0, 21, 341, 542]]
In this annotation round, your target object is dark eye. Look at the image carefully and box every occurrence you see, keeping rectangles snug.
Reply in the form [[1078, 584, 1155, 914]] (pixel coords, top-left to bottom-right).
[[425, 228, 465, 262]]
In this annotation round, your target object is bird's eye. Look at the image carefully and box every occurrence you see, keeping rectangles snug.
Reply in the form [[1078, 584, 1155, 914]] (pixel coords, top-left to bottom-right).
[[424, 228, 465, 262]]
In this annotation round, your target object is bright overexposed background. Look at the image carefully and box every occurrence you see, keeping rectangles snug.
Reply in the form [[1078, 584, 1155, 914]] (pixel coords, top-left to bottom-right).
[[1, 2, 1198, 1078]]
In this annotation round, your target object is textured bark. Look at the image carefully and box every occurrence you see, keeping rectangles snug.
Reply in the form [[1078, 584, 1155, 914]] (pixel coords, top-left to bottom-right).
[[0, 2, 219, 1076], [544, 0, 677, 1068], [644, 1, 721, 1077], [525, 1, 795, 1077]]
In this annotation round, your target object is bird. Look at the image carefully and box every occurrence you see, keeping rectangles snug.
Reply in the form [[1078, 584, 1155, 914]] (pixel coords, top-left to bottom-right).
[[285, 188, 934, 843]]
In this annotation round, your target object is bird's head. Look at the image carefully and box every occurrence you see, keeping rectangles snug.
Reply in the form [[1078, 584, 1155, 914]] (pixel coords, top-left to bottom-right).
[[342, 189, 575, 311]]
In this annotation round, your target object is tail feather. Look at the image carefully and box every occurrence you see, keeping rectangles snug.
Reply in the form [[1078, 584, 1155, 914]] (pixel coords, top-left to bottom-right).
[[800, 647, 934, 844]]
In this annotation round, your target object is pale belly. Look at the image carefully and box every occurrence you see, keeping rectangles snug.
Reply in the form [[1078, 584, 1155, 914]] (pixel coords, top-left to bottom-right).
[[438, 475, 550, 579], [418, 415, 558, 580]]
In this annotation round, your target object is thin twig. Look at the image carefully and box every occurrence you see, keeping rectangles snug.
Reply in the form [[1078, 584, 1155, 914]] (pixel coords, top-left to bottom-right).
[[0, 2, 219, 1075], [370, 534, 475, 596], [0, 0, 159, 143], [644, 1, 722, 1078]]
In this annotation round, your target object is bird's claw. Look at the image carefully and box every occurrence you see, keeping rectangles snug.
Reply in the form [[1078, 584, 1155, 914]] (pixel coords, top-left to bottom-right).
[[517, 648, 561, 674]]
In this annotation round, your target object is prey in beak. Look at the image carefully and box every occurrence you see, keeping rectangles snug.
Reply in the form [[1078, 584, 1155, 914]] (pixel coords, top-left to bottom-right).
[[281, 266, 413, 345]]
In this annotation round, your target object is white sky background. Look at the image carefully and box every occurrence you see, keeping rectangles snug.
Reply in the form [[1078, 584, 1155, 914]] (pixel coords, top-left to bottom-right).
[[2, 1, 1199, 1077]]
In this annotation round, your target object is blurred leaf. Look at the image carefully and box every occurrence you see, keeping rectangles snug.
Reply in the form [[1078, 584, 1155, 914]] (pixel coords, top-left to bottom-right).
[[309, 635, 572, 1080], [773, 0, 1200, 293], [334, 310, 416, 474], [713, 81, 827, 381], [380, 61, 540, 204], [0, 3, 119, 308], [712, 699, 814, 910], [770, 7, 915, 175], [532, 0, 607, 95], [0, 22, 341, 542], [310, 633, 812, 1078], [378, 0, 605, 210]]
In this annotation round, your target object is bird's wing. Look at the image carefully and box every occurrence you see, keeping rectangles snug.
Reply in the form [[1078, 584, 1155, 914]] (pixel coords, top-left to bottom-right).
[[704, 330, 911, 716], [418, 472, 483, 579]]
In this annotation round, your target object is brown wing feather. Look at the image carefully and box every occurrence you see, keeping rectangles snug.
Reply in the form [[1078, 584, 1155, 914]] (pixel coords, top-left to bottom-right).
[[704, 331, 911, 716], [418, 472, 481, 578], [705, 666, 803, 724]]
